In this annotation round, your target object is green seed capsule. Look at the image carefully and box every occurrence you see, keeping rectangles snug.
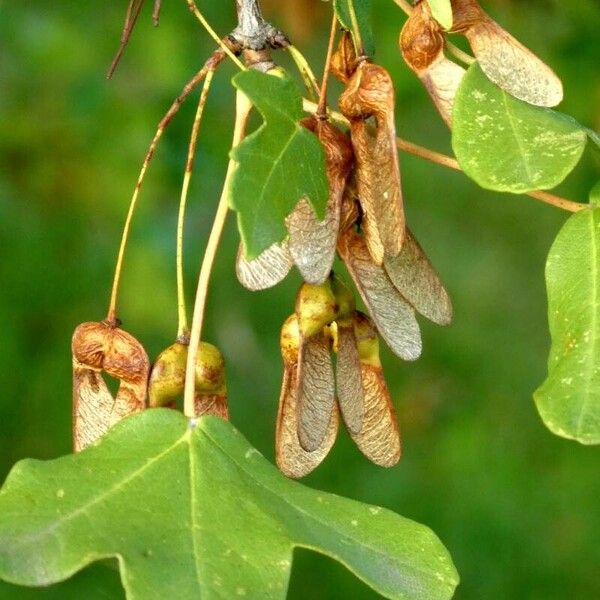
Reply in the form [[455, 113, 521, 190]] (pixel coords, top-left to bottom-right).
[[149, 341, 227, 408], [295, 280, 338, 338]]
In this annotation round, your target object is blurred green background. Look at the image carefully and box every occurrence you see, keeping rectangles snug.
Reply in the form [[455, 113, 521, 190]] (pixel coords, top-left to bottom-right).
[[1, 1, 599, 598]]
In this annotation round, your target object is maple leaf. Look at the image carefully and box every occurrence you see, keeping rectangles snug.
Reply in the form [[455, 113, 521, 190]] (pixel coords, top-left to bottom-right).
[[228, 71, 329, 259], [0, 410, 459, 599]]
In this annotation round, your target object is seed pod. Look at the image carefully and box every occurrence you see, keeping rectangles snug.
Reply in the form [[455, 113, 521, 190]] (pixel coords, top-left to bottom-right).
[[286, 117, 354, 285], [295, 280, 339, 339], [148, 341, 188, 408], [383, 229, 453, 326], [339, 60, 405, 264], [338, 228, 422, 361], [331, 274, 355, 321], [148, 340, 228, 419], [236, 240, 293, 291], [450, 0, 563, 107], [400, 1, 465, 126], [276, 315, 338, 478], [194, 341, 228, 419], [72, 320, 149, 452], [350, 312, 401, 467]]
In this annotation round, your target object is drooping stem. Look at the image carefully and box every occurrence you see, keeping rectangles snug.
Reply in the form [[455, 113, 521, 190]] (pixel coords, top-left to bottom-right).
[[176, 70, 216, 341], [316, 12, 339, 118], [302, 99, 587, 214], [106, 52, 225, 324], [183, 90, 253, 418]]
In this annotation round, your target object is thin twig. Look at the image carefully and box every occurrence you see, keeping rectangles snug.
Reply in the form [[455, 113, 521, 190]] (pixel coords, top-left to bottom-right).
[[303, 99, 587, 214], [316, 12, 339, 118], [394, 139, 586, 212], [186, 0, 246, 70], [183, 90, 253, 418], [176, 70, 216, 341], [106, 52, 225, 324]]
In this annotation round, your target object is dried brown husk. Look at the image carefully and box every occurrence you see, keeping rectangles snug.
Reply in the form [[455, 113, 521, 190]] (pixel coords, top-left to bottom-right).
[[383, 229, 453, 326], [72, 321, 149, 452], [235, 240, 293, 291], [350, 312, 401, 467], [338, 228, 422, 361], [338, 61, 405, 264], [276, 315, 338, 478], [450, 0, 563, 107], [400, 1, 465, 126], [286, 118, 354, 285], [331, 30, 358, 84]]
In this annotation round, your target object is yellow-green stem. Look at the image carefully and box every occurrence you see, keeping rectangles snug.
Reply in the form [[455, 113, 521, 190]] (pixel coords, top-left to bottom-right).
[[287, 45, 320, 97], [346, 0, 364, 56], [106, 61, 219, 324], [183, 90, 253, 417], [176, 70, 216, 340], [186, 0, 246, 70]]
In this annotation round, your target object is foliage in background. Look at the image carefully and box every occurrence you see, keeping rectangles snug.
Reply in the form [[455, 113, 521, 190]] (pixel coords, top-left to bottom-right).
[[1, 0, 600, 598]]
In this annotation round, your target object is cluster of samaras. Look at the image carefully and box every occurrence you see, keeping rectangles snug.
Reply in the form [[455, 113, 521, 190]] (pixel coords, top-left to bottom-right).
[[71, 0, 563, 477], [236, 35, 454, 477], [401, 0, 563, 127]]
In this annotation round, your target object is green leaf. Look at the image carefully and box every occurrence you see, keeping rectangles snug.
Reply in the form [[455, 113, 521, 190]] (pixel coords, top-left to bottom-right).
[[452, 63, 587, 193], [0, 410, 460, 600], [427, 0, 453, 29], [333, 0, 375, 56], [534, 208, 600, 444], [590, 181, 600, 207], [229, 71, 328, 259]]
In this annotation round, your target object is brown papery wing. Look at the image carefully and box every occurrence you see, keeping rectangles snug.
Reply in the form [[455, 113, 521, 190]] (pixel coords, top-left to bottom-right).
[[451, 0, 563, 107], [419, 55, 465, 127], [335, 319, 364, 435], [194, 392, 229, 420], [72, 321, 149, 451], [339, 229, 422, 361], [400, 0, 464, 127], [339, 61, 405, 263], [350, 312, 401, 467], [384, 229, 453, 326], [276, 364, 338, 479], [352, 364, 401, 466], [236, 241, 293, 291], [288, 119, 353, 284], [286, 197, 340, 285], [467, 18, 563, 107], [297, 332, 336, 452], [72, 362, 115, 452]]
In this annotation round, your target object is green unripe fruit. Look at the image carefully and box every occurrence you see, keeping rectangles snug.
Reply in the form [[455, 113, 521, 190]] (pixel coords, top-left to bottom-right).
[[295, 280, 338, 338], [149, 341, 227, 408]]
